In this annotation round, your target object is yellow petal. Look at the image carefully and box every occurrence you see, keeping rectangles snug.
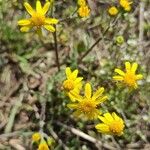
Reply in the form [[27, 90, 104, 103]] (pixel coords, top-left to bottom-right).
[[95, 123, 110, 133], [74, 77, 83, 84], [136, 74, 143, 80], [98, 116, 110, 124], [24, 2, 35, 16], [85, 83, 92, 98], [113, 76, 124, 81], [70, 91, 83, 102], [44, 25, 55, 32], [131, 63, 138, 73], [104, 113, 114, 122], [42, 2, 50, 14], [125, 61, 131, 72], [67, 104, 78, 109], [92, 87, 104, 100], [112, 112, 121, 121], [70, 69, 78, 80], [36, 0, 42, 12], [96, 96, 108, 104], [18, 19, 31, 26], [20, 26, 31, 32], [45, 18, 59, 24], [115, 69, 125, 76], [65, 67, 71, 78]]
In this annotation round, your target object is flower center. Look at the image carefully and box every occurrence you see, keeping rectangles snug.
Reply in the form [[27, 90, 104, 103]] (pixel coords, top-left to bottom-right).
[[63, 80, 74, 91], [109, 121, 124, 135], [124, 73, 136, 86], [79, 99, 96, 114], [31, 12, 45, 26]]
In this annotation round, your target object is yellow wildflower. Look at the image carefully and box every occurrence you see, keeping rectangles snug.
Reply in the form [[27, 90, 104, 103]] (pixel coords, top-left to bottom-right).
[[113, 62, 143, 88], [108, 6, 118, 16], [38, 141, 49, 150], [63, 67, 83, 101], [116, 35, 124, 44], [78, 5, 90, 18], [18, 0, 59, 33], [95, 112, 125, 136], [32, 132, 41, 142], [67, 83, 108, 120], [119, 0, 132, 11], [77, 0, 86, 6]]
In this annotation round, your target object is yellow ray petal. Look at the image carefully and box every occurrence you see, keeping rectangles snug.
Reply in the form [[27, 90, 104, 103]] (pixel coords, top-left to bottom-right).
[[115, 69, 125, 76], [95, 123, 110, 133], [45, 18, 59, 24], [98, 116, 110, 124], [113, 76, 124, 81], [104, 113, 114, 122], [136, 74, 143, 80], [85, 83, 92, 98], [44, 25, 55, 32], [131, 63, 138, 73], [125, 61, 131, 72], [95, 96, 108, 104], [42, 2, 50, 15], [70, 69, 78, 80], [92, 87, 104, 100], [36, 0, 42, 12], [65, 67, 71, 78], [24, 2, 35, 16], [18, 19, 31, 26], [67, 104, 78, 109], [112, 112, 121, 121], [74, 77, 83, 84], [20, 26, 31, 32], [70, 91, 83, 102]]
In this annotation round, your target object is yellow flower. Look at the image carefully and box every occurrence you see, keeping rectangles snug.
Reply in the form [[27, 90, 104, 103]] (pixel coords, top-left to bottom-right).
[[78, 5, 90, 18], [95, 112, 125, 136], [38, 141, 49, 150], [32, 132, 41, 142], [116, 35, 124, 44], [67, 83, 108, 120], [77, 0, 86, 6], [113, 62, 143, 88], [119, 0, 132, 11], [18, 0, 59, 33], [108, 6, 118, 16], [63, 67, 83, 101]]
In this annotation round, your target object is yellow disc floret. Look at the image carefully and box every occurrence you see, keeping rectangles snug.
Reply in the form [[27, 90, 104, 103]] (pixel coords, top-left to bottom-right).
[[108, 6, 118, 16], [78, 5, 90, 18]]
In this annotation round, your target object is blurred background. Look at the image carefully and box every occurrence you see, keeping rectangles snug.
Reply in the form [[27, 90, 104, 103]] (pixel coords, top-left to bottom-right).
[[0, 0, 150, 149]]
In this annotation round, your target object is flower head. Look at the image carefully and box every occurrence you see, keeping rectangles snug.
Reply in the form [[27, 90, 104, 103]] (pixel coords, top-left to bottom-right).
[[77, 0, 86, 6], [67, 83, 108, 120], [108, 6, 118, 16], [116, 35, 124, 44], [119, 0, 132, 11], [95, 112, 125, 136], [18, 0, 59, 33], [63, 67, 83, 101], [78, 5, 90, 18], [113, 62, 143, 88], [32, 132, 41, 142], [38, 141, 49, 150]]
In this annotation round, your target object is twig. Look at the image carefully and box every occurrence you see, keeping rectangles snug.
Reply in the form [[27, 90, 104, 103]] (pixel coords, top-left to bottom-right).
[[49, 128, 69, 150], [78, 15, 120, 62], [56, 122, 117, 150], [53, 25, 60, 71], [4, 93, 24, 133]]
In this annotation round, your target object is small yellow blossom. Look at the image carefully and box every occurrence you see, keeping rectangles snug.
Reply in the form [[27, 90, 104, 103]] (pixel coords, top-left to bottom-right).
[[116, 35, 124, 44], [78, 5, 90, 18], [67, 83, 108, 120], [77, 0, 86, 6], [113, 62, 143, 88], [38, 141, 49, 150], [18, 0, 59, 33], [63, 67, 83, 101], [32, 132, 41, 142], [108, 6, 118, 16], [119, 0, 132, 11], [95, 112, 125, 136]]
